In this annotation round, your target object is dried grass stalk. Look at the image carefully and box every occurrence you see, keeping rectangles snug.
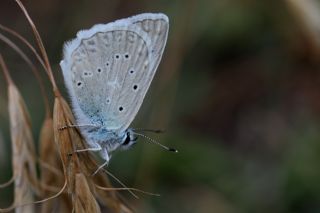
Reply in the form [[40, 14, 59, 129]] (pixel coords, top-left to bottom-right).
[[39, 117, 70, 212], [39, 118, 62, 187], [74, 173, 101, 213], [13, 1, 135, 211], [15, 0, 58, 92], [8, 84, 37, 213], [53, 96, 102, 212], [53, 96, 131, 213], [0, 54, 38, 212], [53, 96, 81, 192], [0, 30, 50, 116]]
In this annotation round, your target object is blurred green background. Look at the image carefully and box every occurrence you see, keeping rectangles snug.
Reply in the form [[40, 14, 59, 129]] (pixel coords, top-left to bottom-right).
[[1, 0, 320, 212]]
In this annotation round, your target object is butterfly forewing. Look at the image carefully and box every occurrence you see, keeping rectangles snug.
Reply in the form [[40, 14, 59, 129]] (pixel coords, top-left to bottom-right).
[[132, 18, 169, 69], [61, 14, 169, 133], [115, 17, 169, 131]]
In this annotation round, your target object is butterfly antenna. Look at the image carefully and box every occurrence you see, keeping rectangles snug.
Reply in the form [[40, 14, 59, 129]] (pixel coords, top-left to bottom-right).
[[133, 132, 178, 153], [132, 128, 165, 134]]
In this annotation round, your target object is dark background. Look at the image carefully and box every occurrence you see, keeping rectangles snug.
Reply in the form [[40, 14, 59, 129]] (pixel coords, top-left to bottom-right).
[[1, 0, 320, 212]]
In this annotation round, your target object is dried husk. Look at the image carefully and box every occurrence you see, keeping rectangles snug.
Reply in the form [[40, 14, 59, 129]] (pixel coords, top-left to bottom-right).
[[74, 173, 101, 213], [12, 1, 136, 211], [53, 96, 82, 191], [8, 84, 37, 213], [39, 117, 71, 212], [53, 96, 102, 212], [52, 96, 131, 212]]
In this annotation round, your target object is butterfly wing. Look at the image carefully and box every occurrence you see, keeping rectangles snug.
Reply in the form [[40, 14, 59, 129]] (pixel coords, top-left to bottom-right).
[[60, 13, 169, 133]]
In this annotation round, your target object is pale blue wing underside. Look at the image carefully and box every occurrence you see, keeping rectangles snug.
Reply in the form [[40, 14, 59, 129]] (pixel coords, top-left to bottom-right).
[[60, 13, 169, 133]]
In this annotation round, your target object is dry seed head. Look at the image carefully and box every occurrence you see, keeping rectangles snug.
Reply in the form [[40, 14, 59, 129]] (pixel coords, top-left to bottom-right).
[[11, 1, 136, 211], [53, 96, 81, 193], [39, 117, 68, 212], [53, 97, 105, 211], [39, 117, 63, 188], [53, 96, 131, 212], [8, 84, 37, 212], [74, 173, 101, 213]]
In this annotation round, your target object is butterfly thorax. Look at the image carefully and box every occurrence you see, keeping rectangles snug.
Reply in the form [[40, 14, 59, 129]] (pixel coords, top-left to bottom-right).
[[81, 126, 125, 153], [80, 126, 137, 154]]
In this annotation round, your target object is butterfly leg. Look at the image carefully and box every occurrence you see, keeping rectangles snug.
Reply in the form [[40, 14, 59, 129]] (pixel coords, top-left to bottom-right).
[[74, 146, 102, 153], [68, 145, 102, 156], [92, 160, 109, 176], [91, 148, 110, 176], [58, 124, 99, 130]]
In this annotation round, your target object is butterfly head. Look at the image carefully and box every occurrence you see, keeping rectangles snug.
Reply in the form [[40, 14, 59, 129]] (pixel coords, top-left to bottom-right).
[[119, 128, 178, 153], [120, 129, 138, 150]]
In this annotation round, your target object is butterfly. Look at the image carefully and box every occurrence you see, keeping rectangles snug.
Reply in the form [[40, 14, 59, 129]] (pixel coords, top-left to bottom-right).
[[60, 13, 175, 171]]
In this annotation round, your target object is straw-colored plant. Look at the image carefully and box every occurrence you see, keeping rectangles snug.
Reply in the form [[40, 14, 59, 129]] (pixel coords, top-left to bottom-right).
[[0, 1, 138, 212]]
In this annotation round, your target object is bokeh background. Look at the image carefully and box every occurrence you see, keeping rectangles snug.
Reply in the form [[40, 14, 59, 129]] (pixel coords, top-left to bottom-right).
[[1, 0, 320, 212]]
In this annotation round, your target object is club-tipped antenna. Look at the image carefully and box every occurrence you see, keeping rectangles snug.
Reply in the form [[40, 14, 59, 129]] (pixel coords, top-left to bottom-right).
[[132, 128, 165, 134], [133, 132, 178, 153]]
